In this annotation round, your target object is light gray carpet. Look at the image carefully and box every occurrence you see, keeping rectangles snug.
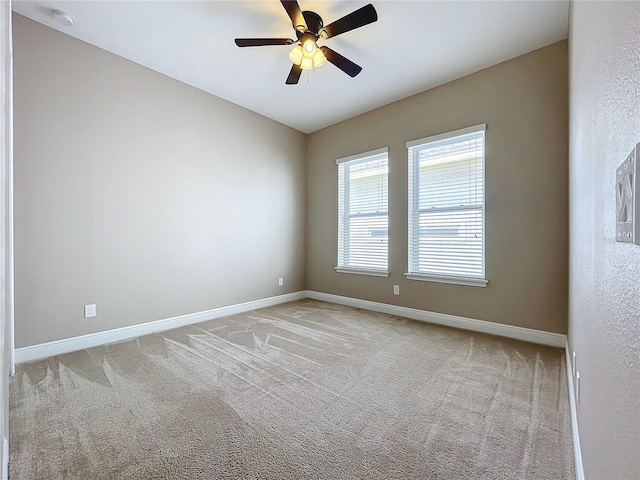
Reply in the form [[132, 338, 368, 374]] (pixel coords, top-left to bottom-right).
[[10, 299, 574, 479]]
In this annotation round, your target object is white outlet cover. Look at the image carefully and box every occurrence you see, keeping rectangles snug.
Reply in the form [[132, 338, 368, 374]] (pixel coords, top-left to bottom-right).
[[84, 304, 96, 318], [278, 277, 284, 286], [616, 143, 639, 244], [393, 285, 400, 295]]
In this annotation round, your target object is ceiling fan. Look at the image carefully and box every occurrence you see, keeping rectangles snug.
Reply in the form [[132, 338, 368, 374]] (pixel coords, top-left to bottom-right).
[[235, 1, 378, 85]]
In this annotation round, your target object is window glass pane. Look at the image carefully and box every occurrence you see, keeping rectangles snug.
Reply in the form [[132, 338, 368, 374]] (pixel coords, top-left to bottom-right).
[[338, 151, 388, 271], [418, 157, 483, 210], [417, 209, 483, 276], [408, 128, 485, 279], [346, 215, 388, 269]]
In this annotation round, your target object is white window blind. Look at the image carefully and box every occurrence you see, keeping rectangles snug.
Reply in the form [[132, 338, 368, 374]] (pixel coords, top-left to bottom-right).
[[407, 125, 486, 285], [337, 148, 389, 275]]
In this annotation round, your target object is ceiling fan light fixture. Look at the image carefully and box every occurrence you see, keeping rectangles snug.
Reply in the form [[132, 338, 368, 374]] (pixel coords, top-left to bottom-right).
[[312, 49, 327, 68], [288, 45, 303, 65], [300, 57, 314, 70], [234, 1, 378, 84], [302, 38, 317, 57]]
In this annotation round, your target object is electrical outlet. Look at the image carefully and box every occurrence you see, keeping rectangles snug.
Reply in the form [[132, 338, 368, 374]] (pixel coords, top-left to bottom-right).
[[572, 351, 576, 377], [576, 371, 581, 404], [84, 304, 96, 318], [393, 285, 399, 295], [278, 277, 284, 286]]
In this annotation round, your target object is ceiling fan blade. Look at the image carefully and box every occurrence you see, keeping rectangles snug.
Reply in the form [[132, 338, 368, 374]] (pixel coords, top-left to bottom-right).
[[235, 38, 294, 47], [321, 47, 362, 78], [281, 0, 307, 32], [321, 4, 378, 39], [286, 64, 303, 85]]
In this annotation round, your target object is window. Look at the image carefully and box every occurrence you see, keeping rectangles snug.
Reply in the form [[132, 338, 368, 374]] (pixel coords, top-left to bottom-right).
[[336, 147, 389, 276], [406, 124, 487, 287]]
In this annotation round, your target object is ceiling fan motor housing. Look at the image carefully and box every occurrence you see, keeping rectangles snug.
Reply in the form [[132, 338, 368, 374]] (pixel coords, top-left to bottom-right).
[[299, 11, 323, 37]]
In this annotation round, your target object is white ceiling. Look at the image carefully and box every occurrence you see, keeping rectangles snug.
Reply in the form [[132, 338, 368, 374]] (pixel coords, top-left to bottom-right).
[[12, 0, 569, 133]]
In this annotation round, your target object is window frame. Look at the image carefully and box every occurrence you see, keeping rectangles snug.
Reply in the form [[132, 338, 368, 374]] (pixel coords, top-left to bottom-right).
[[335, 147, 390, 277], [405, 124, 488, 287]]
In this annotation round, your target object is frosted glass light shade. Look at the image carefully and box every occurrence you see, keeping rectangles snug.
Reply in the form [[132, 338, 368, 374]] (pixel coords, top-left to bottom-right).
[[300, 57, 313, 70], [288, 45, 303, 65], [302, 39, 316, 57], [313, 49, 326, 67]]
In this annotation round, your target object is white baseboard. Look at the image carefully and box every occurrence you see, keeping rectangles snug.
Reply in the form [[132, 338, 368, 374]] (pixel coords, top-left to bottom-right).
[[305, 290, 567, 348], [2, 436, 8, 480], [14, 289, 567, 364], [565, 342, 585, 480], [14, 291, 306, 364]]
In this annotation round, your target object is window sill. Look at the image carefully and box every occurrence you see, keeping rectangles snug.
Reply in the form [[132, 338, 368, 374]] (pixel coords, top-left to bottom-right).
[[335, 267, 389, 278], [404, 273, 488, 287]]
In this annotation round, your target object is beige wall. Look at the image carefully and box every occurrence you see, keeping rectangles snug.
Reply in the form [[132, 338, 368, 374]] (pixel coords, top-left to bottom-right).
[[13, 15, 306, 348], [13, 14, 570, 351], [307, 41, 569, 334], [568, 2, 640, 478]]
